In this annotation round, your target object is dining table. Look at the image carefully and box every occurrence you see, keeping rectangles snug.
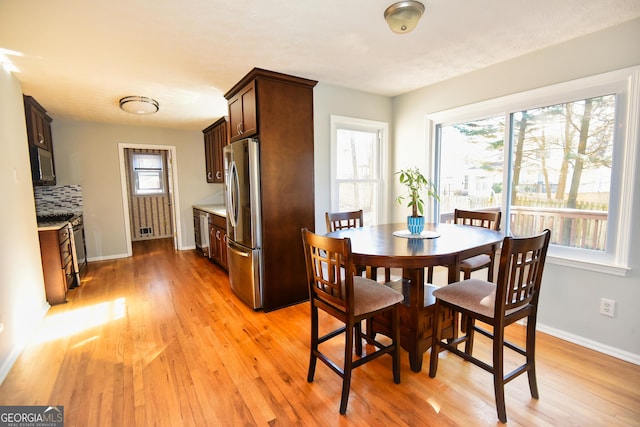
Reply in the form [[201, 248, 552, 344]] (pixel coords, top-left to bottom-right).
[[327, 222, 503, 372]]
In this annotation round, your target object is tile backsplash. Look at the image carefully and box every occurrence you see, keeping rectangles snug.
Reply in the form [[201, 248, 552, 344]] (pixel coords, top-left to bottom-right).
[[34, 185, 83, 214]]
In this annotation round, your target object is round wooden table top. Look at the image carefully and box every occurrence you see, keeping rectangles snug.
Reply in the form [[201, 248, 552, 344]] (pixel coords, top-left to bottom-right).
[[327, 222, 503, 269]]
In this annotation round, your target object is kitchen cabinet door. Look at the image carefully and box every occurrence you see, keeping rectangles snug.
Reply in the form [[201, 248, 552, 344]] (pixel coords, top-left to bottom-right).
[[212, 118, 228, 183], [209, 213, 228, 270], [228, 81, 257, 142], [38, 227, 73, 305], [203, 128, 215, 183], [214, 225, 228, 270], [202, 117, 228, 183], [24, 95, 53, 151]]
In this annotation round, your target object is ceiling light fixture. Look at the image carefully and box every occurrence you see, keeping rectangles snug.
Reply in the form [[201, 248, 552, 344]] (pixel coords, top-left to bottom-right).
[[119, 96, 159, 115], [384, 1, 425, 34]]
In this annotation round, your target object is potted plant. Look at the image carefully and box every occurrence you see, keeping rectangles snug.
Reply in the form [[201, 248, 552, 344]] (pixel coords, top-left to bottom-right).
[[396, 167, 439, 234]]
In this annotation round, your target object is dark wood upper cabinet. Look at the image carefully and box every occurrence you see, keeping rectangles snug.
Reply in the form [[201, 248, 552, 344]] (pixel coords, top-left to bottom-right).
[[202, 117, 229, 183], [24, 95, 56, 185], [24, 95, 53, 151], [227, 80, 257, 142]]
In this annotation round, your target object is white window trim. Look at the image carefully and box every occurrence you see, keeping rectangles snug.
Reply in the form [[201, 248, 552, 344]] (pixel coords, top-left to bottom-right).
[[427, 67, 639, 276], [130, 152, 167, 196], [330, 115, 389, 224]]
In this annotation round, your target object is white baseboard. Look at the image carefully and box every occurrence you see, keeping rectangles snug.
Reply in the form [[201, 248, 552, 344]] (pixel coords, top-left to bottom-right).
[[537, 322, 640, 366], [0, 301, 50, 385], [87, 252, 130, 262]]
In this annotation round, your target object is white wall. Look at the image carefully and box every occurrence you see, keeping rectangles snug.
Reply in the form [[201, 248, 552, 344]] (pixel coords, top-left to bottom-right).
[[0, 68, 50, 383], [52, 120, 223, 259], [392, 18, 640, 361]]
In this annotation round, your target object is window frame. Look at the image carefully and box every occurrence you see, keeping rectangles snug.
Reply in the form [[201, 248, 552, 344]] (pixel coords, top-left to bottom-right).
[[427, 67, 639, 276], [130, 152, 167, 196], [330, 115, 389, 225]]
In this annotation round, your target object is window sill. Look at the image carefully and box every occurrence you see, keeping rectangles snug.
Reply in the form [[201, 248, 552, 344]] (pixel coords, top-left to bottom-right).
[[547, 254, 630, 277]]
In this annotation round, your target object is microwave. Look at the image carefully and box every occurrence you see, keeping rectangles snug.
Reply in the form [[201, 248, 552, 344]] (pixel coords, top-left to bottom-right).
[[30, 145, 56, 184]]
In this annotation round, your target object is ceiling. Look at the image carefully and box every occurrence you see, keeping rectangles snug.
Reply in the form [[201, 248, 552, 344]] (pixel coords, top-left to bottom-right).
[[2, 1, 640, 131]]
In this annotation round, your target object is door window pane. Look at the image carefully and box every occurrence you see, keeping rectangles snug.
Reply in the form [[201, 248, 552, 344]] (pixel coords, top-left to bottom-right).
[[131, 152, 166, 195], [133, 153, 163, 169], [137, 170, 163, 192]]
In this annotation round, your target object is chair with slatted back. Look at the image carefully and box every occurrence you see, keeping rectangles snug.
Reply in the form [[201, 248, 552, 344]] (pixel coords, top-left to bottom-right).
[[325, 210, 392, 281], [454, 209, 502, 281], [325, 210, 364, 232], [429, 229, 551, 423], [301, 228, 404, 414]]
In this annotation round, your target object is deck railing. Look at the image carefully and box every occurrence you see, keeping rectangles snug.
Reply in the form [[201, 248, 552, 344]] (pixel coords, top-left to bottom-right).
[[510, 206, 607, 251], [440, 206, 608, 251]]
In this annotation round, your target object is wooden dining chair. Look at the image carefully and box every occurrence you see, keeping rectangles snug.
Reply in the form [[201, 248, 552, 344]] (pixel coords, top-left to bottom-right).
[[454, 209, 502, 281], [325, 209, 364, 232], [429, 229, 551, 423], [325, 210, 392, 281], [301, 228, 403, 415]]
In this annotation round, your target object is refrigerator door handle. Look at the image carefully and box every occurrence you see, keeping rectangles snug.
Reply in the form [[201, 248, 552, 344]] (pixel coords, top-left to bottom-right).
[[227, 160, 239, 228]]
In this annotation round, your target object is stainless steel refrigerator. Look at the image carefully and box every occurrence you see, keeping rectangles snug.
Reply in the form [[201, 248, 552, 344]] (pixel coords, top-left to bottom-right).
[[224, 138, 263, 309]]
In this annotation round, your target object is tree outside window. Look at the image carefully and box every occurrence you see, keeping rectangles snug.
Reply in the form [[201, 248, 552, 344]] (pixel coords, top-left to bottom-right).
[[510, 95, 614, 250], [438, 94, 615, 252]]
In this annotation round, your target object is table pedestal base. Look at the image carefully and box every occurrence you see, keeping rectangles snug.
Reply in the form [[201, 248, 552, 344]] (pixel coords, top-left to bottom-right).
[[370, 281, 454, 372]]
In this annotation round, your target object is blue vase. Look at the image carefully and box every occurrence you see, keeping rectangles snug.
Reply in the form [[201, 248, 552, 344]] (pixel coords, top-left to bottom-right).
[[407, 216, 425, 235]]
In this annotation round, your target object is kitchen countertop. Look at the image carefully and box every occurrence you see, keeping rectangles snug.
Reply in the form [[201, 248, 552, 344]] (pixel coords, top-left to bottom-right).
[[193, 204, 226, 217], [37, 221, 69, 232], [37, 211, 84, 231]]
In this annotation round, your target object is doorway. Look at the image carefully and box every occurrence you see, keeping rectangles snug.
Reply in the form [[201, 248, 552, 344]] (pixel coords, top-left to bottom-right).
[[124, 147, 173, 241], [118, 143, 183, 256]]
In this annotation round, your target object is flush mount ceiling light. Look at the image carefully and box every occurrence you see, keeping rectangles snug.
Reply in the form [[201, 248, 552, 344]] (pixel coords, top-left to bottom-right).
[[119, 96, 159, 115], [384, 1, 425, 34]]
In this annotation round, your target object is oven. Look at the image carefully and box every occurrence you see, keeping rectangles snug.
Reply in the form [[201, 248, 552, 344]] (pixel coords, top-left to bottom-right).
[[69, 214, 87, 282]]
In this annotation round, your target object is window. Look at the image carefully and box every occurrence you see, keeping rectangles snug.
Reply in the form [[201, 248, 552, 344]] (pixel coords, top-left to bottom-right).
[[330, 116, 388, 225], [509, 95, 614, 251], [131, 152, 166, 195], [431, 67, 638, 275], [439, 116, 504, 217]]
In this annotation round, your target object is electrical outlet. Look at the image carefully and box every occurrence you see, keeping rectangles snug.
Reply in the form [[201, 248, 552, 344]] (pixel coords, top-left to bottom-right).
[[600, 298, 615, 317]]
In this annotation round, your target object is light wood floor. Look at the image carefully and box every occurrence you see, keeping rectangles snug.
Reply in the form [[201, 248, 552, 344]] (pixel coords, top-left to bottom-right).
[[1, 238, 638, 426]]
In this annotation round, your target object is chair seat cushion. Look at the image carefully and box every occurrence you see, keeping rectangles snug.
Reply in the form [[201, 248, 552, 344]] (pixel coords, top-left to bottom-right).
[[459, 254, 491, 271], [351, 277, 404, 316], [432, 279, 497, 318]]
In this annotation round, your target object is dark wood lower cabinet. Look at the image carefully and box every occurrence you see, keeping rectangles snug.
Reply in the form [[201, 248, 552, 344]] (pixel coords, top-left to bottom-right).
[[39, 227, 74, 305], [209, 213, 227, 270]]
